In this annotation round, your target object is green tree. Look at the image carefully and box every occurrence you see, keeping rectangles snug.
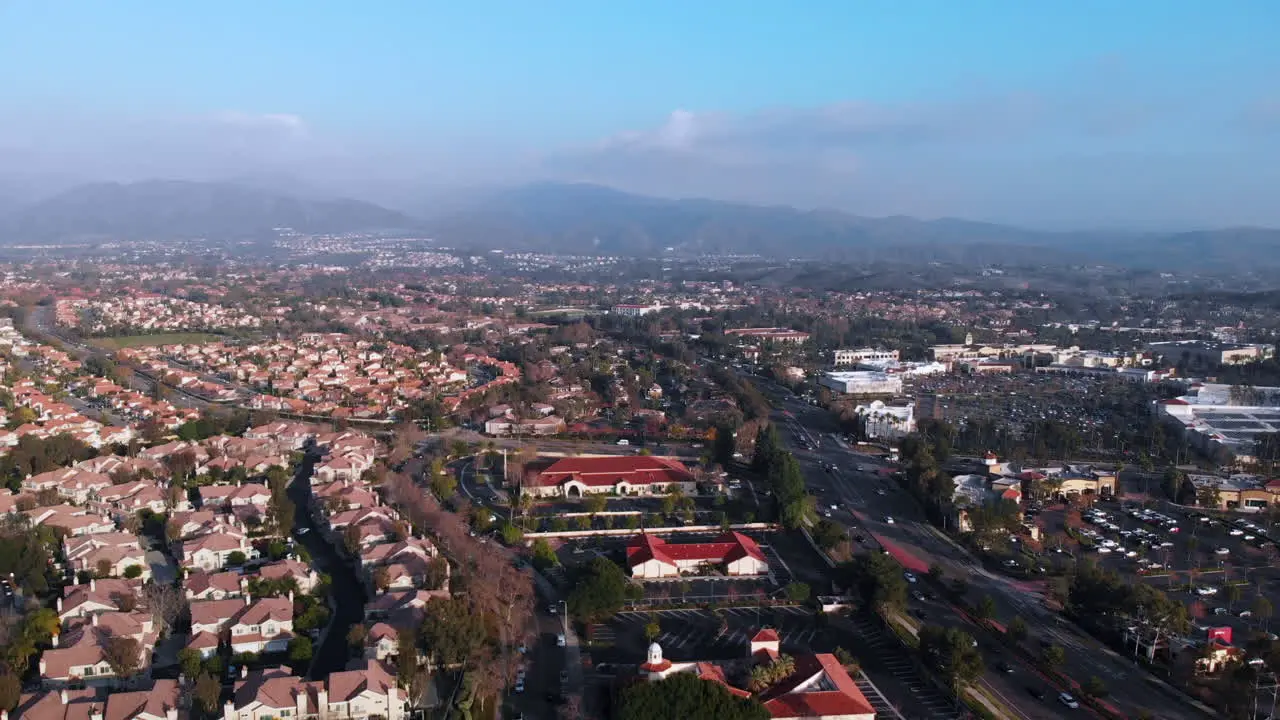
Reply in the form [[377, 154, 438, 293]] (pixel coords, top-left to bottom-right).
[[616, 671, 770, 720], [532, 538, 559, 570], [644, 621, 662, 642], [976, 595, 997, 621], [288, 636, 314, 664], [568, 556, 639, 622], [177, 647, 204, 679], [811, 519, 846, 551], [1043, 643, 1066, 668], [1082, 675, 1109, 698], [1007, 615, 1028, 644], [417, 597, 488, 667], [584, 494, 608, 514], [194, 672, 222, 714], [227, 550, 247, 566], [123, 564, 143, 579], [429, 470, 457, 499], [918, 625, 984, 693], [784, 582, 811, 604], [499, 521, 524, 546]]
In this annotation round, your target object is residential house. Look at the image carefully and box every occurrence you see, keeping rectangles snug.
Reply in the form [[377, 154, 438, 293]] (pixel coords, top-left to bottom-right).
[[181, 532, 254, 572], [222, 661, 404, 720]]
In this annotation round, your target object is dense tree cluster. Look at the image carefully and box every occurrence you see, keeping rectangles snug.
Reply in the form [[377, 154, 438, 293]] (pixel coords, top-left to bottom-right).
[[382, 471, 535, 700], [842, 551, 907, 611], [0, 516, 56, 594], [567, 556, 641, 622], [1067, 560, 1189, 640], [918, 625, 985, 693], [615, 671, 770, 720], [0, 433, 98, 493], [751, 424, 816, 529]]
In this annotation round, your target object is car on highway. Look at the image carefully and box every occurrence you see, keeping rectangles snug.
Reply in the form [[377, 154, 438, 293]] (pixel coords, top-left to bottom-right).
[[1058, 692, 1080, 709], [997, 660, 1014, 674], [884, 516, 895, 524], [557, 633, 567, 647]]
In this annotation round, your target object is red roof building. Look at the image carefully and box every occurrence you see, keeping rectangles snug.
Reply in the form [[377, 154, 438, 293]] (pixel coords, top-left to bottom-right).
[[523, 456, 697, 498], [626, 532, 769, 579], [639, 631, 876, 720]]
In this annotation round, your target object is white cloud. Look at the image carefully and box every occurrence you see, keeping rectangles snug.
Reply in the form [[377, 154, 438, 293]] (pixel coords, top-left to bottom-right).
[[212, 111, 308, 136]]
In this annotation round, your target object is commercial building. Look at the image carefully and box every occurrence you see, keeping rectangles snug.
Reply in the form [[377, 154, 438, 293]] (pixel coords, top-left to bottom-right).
[[819, 371, 903, 397], [611, 303, 661, 317], [1155, 383, 1280, 463], [852, 400, 915, 440], [1147, 340, 1274, 367], [832, 348, 899, 367], [626, 532, 769, 579], [725, 327, 811, 344], [520, 455, 698, 498]]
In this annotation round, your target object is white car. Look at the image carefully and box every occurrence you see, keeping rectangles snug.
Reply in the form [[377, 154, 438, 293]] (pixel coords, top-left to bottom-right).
[[557, 633, 567, 647], [297, 527, 310, 536], [1215, 547, 1230, 555], [1058, 692, 1080, 709], [1229, 528, 1245, 536], [884, 516, 895, 524], [903, 572, 918, 583], [1196, 586, 1219, 596]]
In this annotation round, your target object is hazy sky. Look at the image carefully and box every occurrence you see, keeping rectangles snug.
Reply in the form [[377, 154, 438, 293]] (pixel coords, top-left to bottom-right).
[[2, 1, 1279, 227]]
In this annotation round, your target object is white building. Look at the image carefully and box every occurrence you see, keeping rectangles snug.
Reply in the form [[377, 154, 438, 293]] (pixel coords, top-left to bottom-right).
[[611, 303, 661, 317], [833, 348, 899, 367], [853, 400, 916, 440], [819, 371, 903, 396]]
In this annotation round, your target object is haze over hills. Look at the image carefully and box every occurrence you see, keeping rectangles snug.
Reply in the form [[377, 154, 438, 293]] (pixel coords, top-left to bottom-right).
[[0, 178, 1278, 272], [0, 180, 415, 241], [425, 182, 1280, 271]]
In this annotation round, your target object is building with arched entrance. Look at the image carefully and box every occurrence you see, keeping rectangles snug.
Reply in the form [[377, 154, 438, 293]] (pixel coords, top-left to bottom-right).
[[521, 456, 698, 498]]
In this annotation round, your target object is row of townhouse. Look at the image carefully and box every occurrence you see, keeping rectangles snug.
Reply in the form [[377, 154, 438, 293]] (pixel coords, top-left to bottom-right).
[[62, 294, 262, 333], [7, 679, 184, 720], [308, 472, 449, 627], [187, 593, 295, 659], [10, 422, 386, 719]]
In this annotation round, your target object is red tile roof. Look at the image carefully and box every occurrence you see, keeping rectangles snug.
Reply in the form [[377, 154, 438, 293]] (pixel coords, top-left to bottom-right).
[[758, 654, 876, 719], [626, 532, 767, 568], [529, 455, 694, 489]]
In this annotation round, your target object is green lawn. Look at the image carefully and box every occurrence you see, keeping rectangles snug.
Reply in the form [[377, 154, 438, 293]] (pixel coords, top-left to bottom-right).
[[92, 332, 225, 350]]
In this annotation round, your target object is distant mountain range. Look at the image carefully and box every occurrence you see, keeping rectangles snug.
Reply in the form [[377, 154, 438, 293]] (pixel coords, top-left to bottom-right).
[[423, 183, 1280, 271], [0, 179, 1278, 272], [0, 180, 414, 241]]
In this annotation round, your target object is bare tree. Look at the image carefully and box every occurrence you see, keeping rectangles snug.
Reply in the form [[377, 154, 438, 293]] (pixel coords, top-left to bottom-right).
[[143, 582, 187, 637], [102, 635, 142, 679]]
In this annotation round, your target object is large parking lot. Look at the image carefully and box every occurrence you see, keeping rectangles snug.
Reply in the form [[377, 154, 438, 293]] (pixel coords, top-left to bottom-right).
[[1008, 499, 1280, 642]]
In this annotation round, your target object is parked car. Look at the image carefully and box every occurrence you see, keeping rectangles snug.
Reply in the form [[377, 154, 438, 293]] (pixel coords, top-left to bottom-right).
[[557, 633, 567, 647], [1058, 692, 1079, 709]]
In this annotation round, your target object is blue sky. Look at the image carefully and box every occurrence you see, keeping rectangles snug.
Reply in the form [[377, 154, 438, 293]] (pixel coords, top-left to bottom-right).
[[2, 1, 1279, 226]]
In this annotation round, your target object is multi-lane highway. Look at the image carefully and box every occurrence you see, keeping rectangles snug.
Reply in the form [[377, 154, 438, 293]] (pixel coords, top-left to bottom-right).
[[769, 386, 1210, 720]]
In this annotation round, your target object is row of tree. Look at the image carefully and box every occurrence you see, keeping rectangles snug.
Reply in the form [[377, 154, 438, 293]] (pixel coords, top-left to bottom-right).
[[752, 424, 816, 529]]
